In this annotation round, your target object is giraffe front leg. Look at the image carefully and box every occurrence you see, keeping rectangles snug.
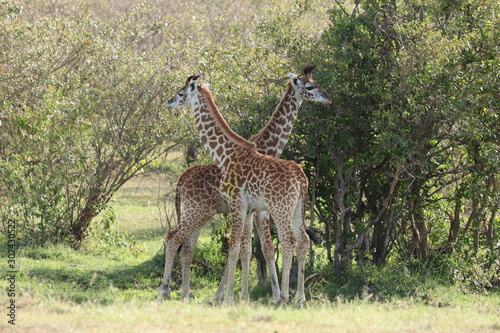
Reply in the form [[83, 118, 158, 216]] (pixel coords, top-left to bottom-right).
[[274, 219, 297, 304], [224, 224, 244, 304], [217, 202, 246, 305], [239, 212, 255, 303], [215, 213, 253, 304], [214, 260, 229, 304]]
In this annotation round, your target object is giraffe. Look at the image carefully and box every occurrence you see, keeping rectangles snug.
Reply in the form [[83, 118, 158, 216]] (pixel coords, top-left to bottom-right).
[[159, 74, 325, 305], [157, 67, 331, 304]]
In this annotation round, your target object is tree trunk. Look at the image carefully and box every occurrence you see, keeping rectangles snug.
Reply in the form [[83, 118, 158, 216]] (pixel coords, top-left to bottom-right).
[[407, 181, 428, 259], [185, 141, 197, 166], [325, 212, 334, 265], [486, 203, 498, 247], [448, 196, 462, 243], [408, 210, 428, 259], [333, 166, 353, 276]]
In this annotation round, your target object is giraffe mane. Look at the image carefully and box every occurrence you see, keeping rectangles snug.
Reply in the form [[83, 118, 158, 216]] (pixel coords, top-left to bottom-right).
[[250, 81, 293, 142], [198, 86, 257, 151]]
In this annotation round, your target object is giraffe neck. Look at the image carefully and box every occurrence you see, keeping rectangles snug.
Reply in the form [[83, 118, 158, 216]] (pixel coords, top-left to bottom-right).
[[250, 82, 302, 158], [190, 86, 256, 172]]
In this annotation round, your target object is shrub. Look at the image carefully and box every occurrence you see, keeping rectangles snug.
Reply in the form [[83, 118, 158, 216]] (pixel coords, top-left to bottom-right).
[[0, 2, 189, 245]]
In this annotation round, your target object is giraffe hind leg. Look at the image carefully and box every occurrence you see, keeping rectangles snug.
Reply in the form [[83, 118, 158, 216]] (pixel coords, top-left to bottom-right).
[[158, 214, 212, 302], [180, 228, 202, 302], [158, 229, 183, 302], [292, 192, 310, 306], [271, 213, 297, 304], [255, 211, 282, 304], [293, 229, 309, 306]]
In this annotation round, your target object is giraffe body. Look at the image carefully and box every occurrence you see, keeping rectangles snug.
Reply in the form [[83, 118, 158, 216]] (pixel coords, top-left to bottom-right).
[[158, 68, 331, 304]]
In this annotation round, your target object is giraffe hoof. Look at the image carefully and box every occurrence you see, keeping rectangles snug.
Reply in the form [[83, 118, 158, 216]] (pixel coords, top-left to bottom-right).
[[157, 284, 171, 303]]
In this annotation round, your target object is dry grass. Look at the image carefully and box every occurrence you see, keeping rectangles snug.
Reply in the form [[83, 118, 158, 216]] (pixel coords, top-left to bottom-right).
[[112, 173, 173, 235], [4, 297, 500, 333]]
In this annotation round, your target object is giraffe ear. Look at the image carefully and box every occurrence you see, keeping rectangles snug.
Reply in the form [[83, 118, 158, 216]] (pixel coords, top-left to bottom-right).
[[289, 73, 299, 85]]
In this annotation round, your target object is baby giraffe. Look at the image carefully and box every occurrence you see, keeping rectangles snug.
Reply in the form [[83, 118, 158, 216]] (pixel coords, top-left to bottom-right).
[[160, 75, 313, 305], [158, 67, 331, 304]]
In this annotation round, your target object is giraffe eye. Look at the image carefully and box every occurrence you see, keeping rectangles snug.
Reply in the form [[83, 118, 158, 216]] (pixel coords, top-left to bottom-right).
[[178, 92, 184, 97], [305, 86, 314, 91]]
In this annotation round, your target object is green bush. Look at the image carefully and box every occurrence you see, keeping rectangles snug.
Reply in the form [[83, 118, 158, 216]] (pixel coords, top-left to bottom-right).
[[0, 2, 190, 245], [281, 0, 500, 282]]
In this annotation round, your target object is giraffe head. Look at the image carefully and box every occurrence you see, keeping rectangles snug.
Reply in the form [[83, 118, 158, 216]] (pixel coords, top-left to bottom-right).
[[167, 75, 201, 109], [289, 66, 332, 104]]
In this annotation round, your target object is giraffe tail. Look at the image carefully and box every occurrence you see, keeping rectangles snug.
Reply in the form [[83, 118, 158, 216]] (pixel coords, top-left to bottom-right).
[[174, 185, 182, 227], [306, 228, 320, 245], [173, 184, 183, 254]]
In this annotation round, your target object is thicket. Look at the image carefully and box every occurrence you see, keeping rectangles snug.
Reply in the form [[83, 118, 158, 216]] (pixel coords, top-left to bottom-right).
[[276, 0, 500, 290], [1, 0, 499, 294]]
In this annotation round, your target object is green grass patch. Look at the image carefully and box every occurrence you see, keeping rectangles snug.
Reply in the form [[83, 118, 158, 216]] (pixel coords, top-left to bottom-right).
[[5, 296, 500, 333]]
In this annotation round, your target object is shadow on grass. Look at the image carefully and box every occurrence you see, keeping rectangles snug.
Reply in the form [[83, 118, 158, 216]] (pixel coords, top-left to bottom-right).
[[24, 249, 166, 304], [127, 227, 166, 242]]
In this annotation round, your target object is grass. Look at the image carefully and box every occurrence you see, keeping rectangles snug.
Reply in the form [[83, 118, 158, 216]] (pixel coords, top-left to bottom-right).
[[4, 297, 500, 332], [1, 172, 499, 332]]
